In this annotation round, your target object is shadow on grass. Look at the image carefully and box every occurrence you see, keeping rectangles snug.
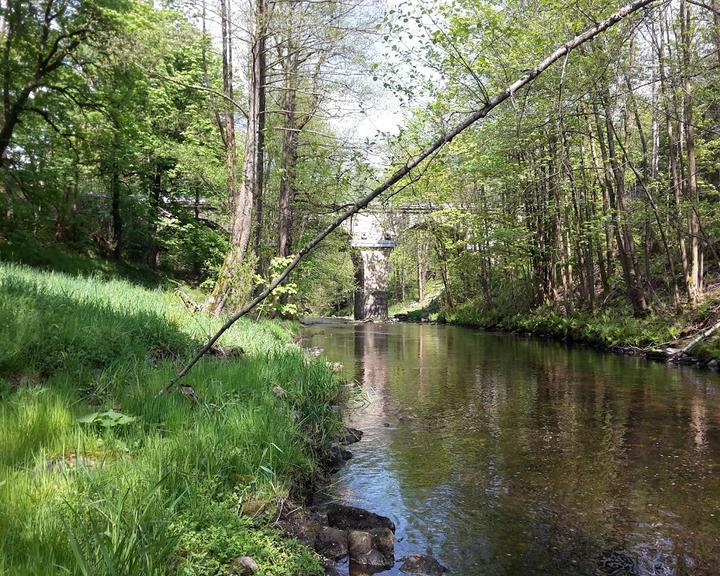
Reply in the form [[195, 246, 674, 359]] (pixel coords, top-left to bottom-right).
[[0, 273, 195, 378], [0, 231, 164, 288]]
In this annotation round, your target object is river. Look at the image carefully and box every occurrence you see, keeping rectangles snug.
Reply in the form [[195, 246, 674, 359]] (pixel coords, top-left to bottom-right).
[[302, 321, 720, 576]]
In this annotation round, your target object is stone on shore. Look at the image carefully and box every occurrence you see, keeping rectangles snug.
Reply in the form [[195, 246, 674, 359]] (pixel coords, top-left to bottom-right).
[[228, 556, 259, 575], [315, 526, 348, 560], [347, 528, 394, 570]]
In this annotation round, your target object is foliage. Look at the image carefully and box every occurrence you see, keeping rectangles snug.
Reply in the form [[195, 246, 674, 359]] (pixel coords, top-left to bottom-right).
[[77, 410, 137, 428], [0, 263, 341, 574], [1, 0, 226, 279], [378, 0, 720, 355], [173, 497, 322, 576]]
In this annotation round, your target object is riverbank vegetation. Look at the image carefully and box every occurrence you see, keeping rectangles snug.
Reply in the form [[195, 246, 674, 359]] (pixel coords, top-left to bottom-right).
[[6, 0, 720, 353], [3, 0, 720, 572], [380, 0, 720, 360], [0, 261, 342, 575]]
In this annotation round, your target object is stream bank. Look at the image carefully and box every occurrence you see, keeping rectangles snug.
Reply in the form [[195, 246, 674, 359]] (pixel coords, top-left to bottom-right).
[[392, 296, 720, 370], [302, 321, 720, 575], [0, 263, 343, 575], [440, 305, 720, 369]]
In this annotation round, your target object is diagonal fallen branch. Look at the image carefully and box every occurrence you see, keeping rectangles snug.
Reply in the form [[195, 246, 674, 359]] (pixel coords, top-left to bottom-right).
[[674, 319, 720, 358], [163, 0, 658, 393]]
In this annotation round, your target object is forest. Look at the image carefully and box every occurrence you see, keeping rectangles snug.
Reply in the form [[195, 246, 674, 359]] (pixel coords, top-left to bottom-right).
[[2, 0, 720, 573], [3, 0, 720, 349]]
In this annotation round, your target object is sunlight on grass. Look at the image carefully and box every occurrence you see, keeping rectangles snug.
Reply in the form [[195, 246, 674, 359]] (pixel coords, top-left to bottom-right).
[[0, 263, 342, 575]]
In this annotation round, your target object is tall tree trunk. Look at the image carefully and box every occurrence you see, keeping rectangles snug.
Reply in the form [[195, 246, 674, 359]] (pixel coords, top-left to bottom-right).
[[278, 51, 299, 258], [207, 0, 266, 314], [110, 160, 122, 261], [417, 237, 427, 302], [253, 0, 267, 269], [276, 23, 324, 259], [598, 94, 647, 315], [109, 117, 123, 261], [681, 0, 702, 301], [585, 110, 611, 296], [147, 161, 163, 269], [713, 0, 720, 66]]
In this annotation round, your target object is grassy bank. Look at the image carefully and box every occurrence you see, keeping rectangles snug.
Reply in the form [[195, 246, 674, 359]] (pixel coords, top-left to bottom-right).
[[0, 262, 343, 575], [438, 297, 720, 363], [388, 280, 444, 321]]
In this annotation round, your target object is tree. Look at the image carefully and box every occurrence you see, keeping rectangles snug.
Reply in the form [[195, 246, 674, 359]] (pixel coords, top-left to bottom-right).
[[0, 0, 125, 163], [205, 0, 268, 314]]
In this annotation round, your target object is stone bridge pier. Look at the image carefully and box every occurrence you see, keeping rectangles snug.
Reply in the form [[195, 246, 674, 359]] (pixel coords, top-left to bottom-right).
[[346, 205, 438, 320], [352, 248, 392, 320], [347, 211, 398, 320]]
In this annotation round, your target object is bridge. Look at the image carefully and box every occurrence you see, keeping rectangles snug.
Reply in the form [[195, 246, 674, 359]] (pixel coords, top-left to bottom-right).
[[345, 204, 440, 320]]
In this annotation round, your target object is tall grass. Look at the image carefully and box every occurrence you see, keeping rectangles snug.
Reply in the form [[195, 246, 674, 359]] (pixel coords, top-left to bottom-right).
[[0, 263, 341, 575]]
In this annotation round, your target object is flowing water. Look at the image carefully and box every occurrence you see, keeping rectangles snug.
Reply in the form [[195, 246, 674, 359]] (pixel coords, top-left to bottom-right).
[[302, 321, 720, 576]]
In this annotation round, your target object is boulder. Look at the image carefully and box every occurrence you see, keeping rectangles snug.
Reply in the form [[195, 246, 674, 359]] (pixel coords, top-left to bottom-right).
[[276, 508, 324, 547], [347, 528, 394, 570], [315, 526, 348, 560], [228, 556, 259, 575], [400, 554, 447, 575], [351, 549, 391, 571], [327, 444, 353, 471], [348, 530, 373, 557], [371, 527, 394, 559], [645, 348, 679, 361], [326, 503, 395, 532], [324, 559, 341, 576], [708, 359, 719, 370]]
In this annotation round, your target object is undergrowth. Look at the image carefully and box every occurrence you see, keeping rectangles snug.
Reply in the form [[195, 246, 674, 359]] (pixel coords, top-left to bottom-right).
[[0, 262, 341, 575], [441, 297, 720, 361]]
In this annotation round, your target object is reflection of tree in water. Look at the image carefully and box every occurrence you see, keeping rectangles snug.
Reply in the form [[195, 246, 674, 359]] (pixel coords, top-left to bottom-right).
[[304, 324, 720, 575], [385, 331, 720, 574]]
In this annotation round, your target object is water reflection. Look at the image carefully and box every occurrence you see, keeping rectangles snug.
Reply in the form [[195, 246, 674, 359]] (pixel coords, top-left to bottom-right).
[[303, 323, 720, 576]]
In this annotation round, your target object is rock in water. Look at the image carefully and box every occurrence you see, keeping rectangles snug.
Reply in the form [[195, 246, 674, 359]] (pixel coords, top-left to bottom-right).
[[326, 503, 395, 532], [371, 527, 395, 559], [400, 554, 448, 575], [327, 444, 353, 471], [348, 530, 373, 557], [324, 559, 341, 576], [340, 427, 363, 445], [229, 556, 259, 575], [315, 526, 348, 560], [347, 528, 394, 570]]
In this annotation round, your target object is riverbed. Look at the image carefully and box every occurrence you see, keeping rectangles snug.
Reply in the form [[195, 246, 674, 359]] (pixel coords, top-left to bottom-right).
[[302, 322, 720, 576]]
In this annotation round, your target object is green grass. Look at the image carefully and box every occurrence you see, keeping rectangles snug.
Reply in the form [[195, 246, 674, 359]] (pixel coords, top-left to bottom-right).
[[0, 230, 164, 286], [0, 262, 342, 575], [441, 298, 720, 361], [388, 279, 444, 320]]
